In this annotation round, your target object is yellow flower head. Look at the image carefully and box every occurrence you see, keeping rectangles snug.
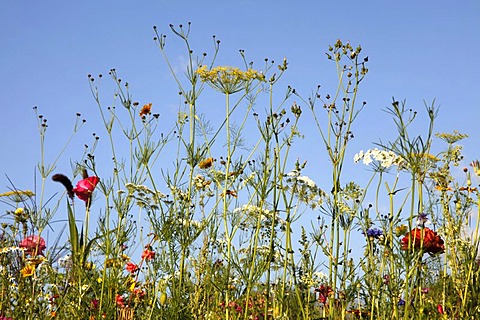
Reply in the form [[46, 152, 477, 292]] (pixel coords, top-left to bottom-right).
[[196, 65, 264, 94], [0, 190, 35, 202], [395, 225, 408, 237], [20, 264, 35, 277]]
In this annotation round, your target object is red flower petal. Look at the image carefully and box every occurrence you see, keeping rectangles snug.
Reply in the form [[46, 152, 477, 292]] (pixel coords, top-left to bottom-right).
[[73, 176, 99, 202], [437, 304, 444, 314]]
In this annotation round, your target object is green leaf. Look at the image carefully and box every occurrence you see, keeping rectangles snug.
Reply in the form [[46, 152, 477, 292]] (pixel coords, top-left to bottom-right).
[[67, 201, 79, 265]]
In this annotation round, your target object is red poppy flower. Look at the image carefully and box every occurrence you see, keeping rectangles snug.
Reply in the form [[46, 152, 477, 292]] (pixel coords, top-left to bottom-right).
[[126, 261, 139, 274], [19, 235, 46, 256], [401, 227, 444, 254], [73, 176, 99, 202]]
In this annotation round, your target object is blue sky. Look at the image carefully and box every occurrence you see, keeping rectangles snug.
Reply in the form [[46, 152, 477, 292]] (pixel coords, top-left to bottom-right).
[[1, 1, 479, 242]]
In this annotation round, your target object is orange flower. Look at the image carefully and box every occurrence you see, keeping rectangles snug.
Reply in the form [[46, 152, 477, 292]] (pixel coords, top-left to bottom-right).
[[115, 294, 126, 307], [459, 186, 477, 193], [133, 288, 146, 300], [401, 227, 444, 254], [224, 190, 237, 198], [139, 103, 152, 117], [20, 264, 35, 277], [435, 185, 452, 192], [126, 261, 139, 274], [141, 248, 155, 261], [199, 157, 214, 169]]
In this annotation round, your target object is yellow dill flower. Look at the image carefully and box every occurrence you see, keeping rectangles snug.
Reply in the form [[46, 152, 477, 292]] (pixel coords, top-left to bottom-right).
[[0, 190, 35, 202], [408, 153, 438, 162], [15, 207, 25, 215], [435, 131, 468, 144], [20, 264, 35, 277], [196, 65, 264, 94]]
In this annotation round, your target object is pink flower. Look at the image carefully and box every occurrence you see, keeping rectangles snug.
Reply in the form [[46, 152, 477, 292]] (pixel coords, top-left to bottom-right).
[[19, 235, 46, 256], [91, 299, 99, 310], [73, 176, 99, 202]]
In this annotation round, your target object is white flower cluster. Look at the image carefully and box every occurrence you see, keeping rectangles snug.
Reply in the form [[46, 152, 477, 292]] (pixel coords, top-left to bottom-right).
[[125, 183, 166, 198], [178, 218, 202, 229], [354, 148, 403, 169], [233, 204, 286, 229], [285, 170, 325, 209], [233, 204, 271, 217], [0, 246, 25, 254], [287, 169, 317, 188], [58, 255, 73, 269]]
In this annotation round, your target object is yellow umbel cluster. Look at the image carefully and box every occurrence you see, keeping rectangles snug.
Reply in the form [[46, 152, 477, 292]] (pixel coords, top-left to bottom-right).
[[196, 65, 264, 94]]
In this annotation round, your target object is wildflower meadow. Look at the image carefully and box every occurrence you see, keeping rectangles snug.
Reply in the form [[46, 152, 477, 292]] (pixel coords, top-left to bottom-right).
[[1, 24, 479, 320]]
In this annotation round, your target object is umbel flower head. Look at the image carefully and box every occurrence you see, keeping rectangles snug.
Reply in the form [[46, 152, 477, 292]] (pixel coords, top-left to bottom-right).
[[401, 227, 444, 254], [196, 65, 265, 94]]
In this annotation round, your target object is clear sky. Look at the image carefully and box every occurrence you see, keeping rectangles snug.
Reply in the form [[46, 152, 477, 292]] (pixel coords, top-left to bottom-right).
[[1, 1, 479, 236]]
